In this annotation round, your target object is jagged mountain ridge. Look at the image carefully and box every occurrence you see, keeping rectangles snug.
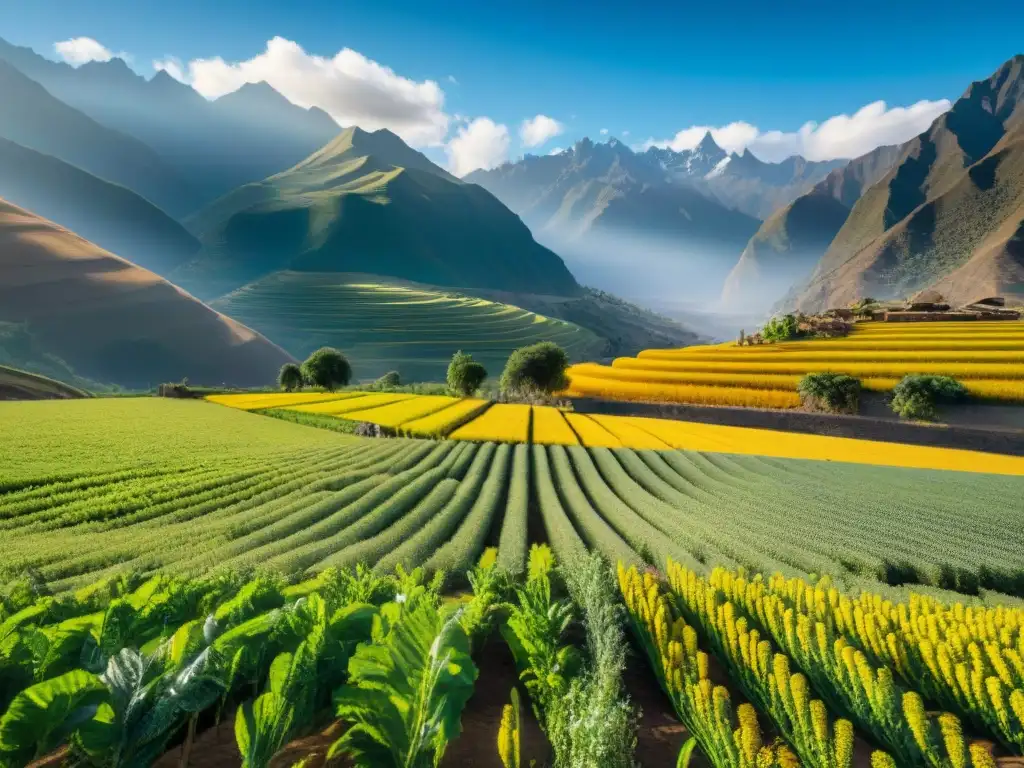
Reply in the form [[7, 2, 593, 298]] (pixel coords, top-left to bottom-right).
[[791, 54, 1024, 311], [722, 143, 904, 311], [0, 59, 197, 217], [0, 37, 340, 208]]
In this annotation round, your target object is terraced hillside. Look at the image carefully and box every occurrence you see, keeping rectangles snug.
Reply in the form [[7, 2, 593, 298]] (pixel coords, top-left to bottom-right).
[[212, 272, 605, 381], [566, 320, 1024, 408]]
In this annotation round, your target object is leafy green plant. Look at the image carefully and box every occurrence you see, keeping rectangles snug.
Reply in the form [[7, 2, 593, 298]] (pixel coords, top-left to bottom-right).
[[277, 364, 304, 392], [447, 351, 487, 396], [548, 552, 637, 768], [0, 669, 107, 767], [500, 342, 569, 395], [501, 553, 579, 723], [300, 348, 352, 391], [890, 375, 968, 421], [797, 373, 862, 414], [761, 314, 801, 342], [235, 596, 328, 768], [330, 599, 478, 767]]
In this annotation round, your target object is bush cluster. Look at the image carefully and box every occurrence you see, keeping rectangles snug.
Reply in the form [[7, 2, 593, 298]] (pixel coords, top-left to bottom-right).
[[797, 372, 861, 414], [761, 314, 802, 343], [447, 351, 488, 396], [891, 375, 967, 421], [499, 341, 570, 396], [278, 347, 351, 392]]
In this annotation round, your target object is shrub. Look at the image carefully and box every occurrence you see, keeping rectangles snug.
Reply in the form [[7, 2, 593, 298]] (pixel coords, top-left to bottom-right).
[[798, 373, 861, 414], [891, 375, 968, 421], [761, 314, 801, 342], [447, 351, 488, 396], [277, 363, 304, 392], [300, 347, 351, 391], [500, 342, 569, 395], [354, 421, 383, 438], [375, 371, 401, 389]]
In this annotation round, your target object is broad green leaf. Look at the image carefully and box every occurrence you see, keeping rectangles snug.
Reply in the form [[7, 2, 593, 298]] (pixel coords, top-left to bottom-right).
[[0, 669, 108, 766], [331, 601, 477, 767]]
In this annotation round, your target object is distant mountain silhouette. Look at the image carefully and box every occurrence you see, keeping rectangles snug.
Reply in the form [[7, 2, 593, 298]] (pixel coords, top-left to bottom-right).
[[0, 58, 197, 217], [0, 38, 340, 207], [0, 137, 199, 276]]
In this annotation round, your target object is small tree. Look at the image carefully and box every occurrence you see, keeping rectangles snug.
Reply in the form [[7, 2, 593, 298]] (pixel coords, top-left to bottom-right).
[[891, 375, 967, 421], [376, 371, 401, 389], [761, 314, 801, 343], [301, 347, 351, 391], [278, 363, 304, 392], [797, 372, 861, 414], [500, 342, 569, 395], [447, 351, 487, 396]]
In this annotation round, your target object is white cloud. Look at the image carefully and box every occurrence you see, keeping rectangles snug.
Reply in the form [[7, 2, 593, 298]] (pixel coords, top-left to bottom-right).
[[599, 128, 609, 135], [446, 117, 509, 176], [447, 75, 458, 84], [174, 36, 449, 146], [153, 57, 187, 83], [642, 99, 951, 162], [519, 114, 564, 148], [548, 147, 564, 155], [54, 37, 116, 66], [622, 130, 630, 137]]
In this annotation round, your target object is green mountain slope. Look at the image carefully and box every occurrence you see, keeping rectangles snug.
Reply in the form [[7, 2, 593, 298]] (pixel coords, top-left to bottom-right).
[[211, 271, 604, 381], [0, 197, 291, 389], [0, 59, 196, 217], [0, 137, 199, 275], [793, 54, 1024, 311], [0, 365, 89, 400], [180, 127, 579, 297]]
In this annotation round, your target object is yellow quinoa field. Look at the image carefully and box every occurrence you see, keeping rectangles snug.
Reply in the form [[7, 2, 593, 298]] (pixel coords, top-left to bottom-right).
[[530, 405, 580, 445], [566, 320, 1024, 409], [203, 390, 1024, 474], [204, 391, 356, 410], [449, 403, 532, 443], [400, 398, 490, 437], [563, 412, 622, 447], [340, 395, 458, 428]]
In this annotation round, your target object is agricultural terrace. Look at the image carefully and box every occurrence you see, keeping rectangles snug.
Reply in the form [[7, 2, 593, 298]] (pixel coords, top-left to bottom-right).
[[211, 272, 605, 382], [208, 391, 1024, 475], [3, 398, 1024, 766], [565, 320, 1024, 408]]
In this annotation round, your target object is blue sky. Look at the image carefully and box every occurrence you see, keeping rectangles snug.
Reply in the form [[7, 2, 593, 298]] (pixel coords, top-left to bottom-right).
[[1, 0, 1021, 171]]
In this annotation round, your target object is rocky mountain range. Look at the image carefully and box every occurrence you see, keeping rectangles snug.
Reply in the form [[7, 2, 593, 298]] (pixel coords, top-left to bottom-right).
[[787, 55, 1024, 312], [0, 37, 340, 207], [466, 133, 839, 301]]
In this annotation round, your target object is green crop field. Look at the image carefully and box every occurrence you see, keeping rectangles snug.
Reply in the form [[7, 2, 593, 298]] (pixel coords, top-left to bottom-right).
[[3, 398, 1024, 768], [3, 398, 1021, 600], [211, 271, 606, 381]]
